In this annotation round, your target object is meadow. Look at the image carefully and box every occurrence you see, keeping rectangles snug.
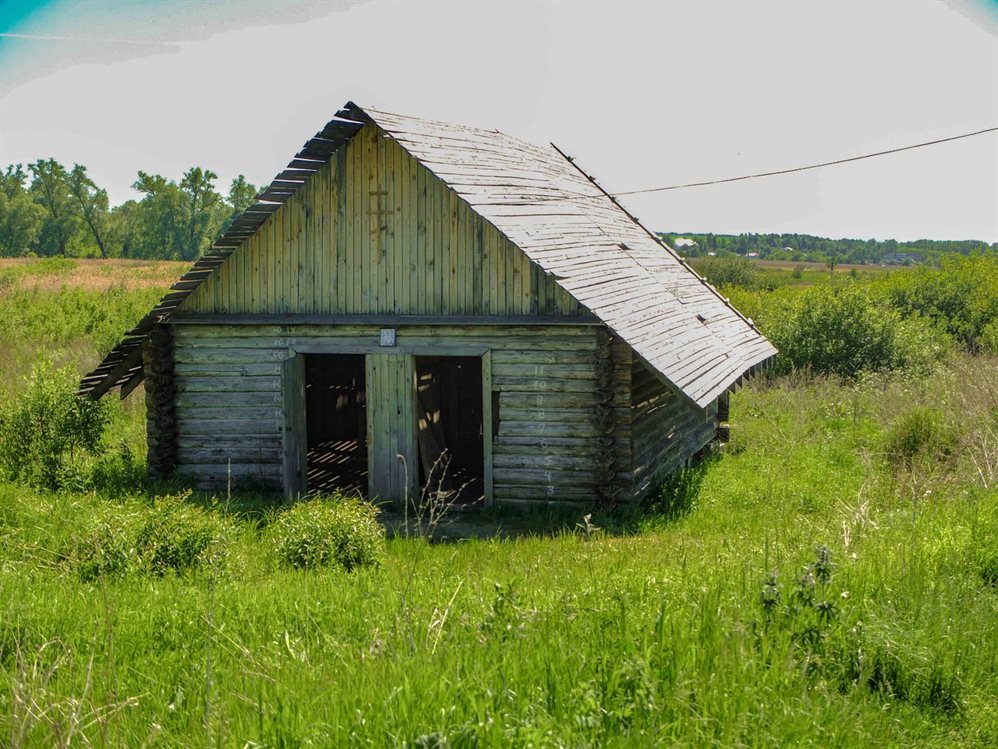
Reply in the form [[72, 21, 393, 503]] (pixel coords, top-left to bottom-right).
[[0, 256, 996, 747]]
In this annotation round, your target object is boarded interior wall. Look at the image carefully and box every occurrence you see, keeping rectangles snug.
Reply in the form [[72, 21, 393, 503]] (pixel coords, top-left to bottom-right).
[[170, 322, 631, 504], [178, 123, 581, 319]]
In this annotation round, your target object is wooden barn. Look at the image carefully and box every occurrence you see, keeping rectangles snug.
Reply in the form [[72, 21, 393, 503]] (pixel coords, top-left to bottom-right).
[[80, 102, 776, 508]]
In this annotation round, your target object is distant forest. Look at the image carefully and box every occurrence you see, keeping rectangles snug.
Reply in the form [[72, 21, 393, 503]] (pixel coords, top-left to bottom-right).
[[2, 158, 994, 264], [0, 160, 257, 260], [659, 231, 996, 266]]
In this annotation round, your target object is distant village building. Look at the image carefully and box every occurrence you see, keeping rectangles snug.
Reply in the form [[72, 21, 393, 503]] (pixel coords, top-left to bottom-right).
[[81, 103, 775, 508]]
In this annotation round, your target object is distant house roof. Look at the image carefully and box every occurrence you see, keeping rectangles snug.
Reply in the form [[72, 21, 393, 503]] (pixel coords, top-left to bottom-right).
[[81, 102, 775, 408]]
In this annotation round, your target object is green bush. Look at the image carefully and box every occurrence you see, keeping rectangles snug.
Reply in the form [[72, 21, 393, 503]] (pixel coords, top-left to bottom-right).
[[135, 493, 232, 576], [270, 495, 384, 571], [82, 442, 147, 495], [70, 494, 232, 580], [980, 319, 998, 355], [765, 284, 949, 378], [693, 256, 759, 289], [0, 362, 109, 489], [883, 407, 959, 471], [882, 255, 998, 352]]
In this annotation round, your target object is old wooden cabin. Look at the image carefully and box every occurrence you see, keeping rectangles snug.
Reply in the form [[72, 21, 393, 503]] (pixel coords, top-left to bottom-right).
[[81, 102, 776, 508]]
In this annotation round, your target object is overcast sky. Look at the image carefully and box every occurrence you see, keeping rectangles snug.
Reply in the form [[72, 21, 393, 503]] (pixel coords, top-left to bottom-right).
[[1, 0, 996, 242]]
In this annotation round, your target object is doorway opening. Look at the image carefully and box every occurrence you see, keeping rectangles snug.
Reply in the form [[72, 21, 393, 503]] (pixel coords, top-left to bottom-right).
[[304, 354, 367, 496], [414, 356, 484, 506]]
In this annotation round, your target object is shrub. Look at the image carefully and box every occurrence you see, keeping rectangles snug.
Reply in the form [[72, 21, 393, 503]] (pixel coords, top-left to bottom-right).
[[765, 284, 949, 378], [882, 255, 998, 352], [135, 493, 233, 575], [71, 494, 232, 580], [0, 362, 109, 489], [83, 441, 147, 495], [883, 407, 959, 471], [693, 256, 759, 289], [980, 319, 998, 355], [271, 495, 384, 571]]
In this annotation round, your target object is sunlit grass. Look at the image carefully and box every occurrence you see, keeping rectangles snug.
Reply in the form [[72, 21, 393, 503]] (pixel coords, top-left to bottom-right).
[[0, 262, 996, 746]]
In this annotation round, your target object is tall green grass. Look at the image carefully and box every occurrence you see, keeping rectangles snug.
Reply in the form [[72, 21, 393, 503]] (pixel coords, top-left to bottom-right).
[[1, 259, 996, 746], [1, 360, 995, 747]]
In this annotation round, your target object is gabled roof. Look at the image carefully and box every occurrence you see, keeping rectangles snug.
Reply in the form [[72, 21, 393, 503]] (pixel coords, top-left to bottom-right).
[[81, 101, 775, 408]]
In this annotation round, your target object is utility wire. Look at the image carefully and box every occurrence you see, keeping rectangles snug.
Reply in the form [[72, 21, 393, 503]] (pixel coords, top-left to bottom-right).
[[609, 126, 998, 197]]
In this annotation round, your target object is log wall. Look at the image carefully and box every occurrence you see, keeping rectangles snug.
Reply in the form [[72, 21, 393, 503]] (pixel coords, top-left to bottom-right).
[[170, 322, 631, 504], [627, 359, 719, 501]]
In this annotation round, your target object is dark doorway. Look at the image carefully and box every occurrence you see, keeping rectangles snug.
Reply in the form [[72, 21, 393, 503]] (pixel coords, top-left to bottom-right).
[[414, 356, 484, 506], [304, 354, 367, 496]]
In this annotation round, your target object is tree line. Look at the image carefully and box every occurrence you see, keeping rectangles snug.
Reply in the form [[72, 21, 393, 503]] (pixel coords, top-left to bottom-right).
[[660, 231, 996, 266], [3, 160, 994, 265], [0, 160, 259, 260]]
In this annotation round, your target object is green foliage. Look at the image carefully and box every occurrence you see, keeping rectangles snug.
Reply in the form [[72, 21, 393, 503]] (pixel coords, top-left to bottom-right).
[[693, 255, 759, 289], [663, 230, 993, 265], [0, 359, 996, 746], [1, 159, 258, 260], [764, 284, 949, 378], [0, 166, 46, 256], [0, 362, 109, 489], [71, 494, 232, 580], [270, 495, 385, 571], [269, 496, 384, 571], [134, 493, 233, 576], [882, 254, 998, 352]]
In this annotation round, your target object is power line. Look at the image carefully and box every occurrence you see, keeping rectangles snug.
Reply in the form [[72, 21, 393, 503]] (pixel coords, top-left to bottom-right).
[[609, 126, 998, 197]]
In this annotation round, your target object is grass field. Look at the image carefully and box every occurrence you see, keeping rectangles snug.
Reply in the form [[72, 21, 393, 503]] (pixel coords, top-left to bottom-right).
[[0, 258, 996, 747]]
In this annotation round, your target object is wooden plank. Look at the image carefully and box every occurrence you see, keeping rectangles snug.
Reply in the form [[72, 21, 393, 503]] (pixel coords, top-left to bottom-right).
[[391, 136, 403, 314], [275, 198, 286, 313], [409, 164, 432, 314], [336, 146, 347, 313], [365, 355, 378, 499], [178, 419, 281, 436], [425, 161, 437, 313], [289, 181, 300, 312], [175, 390, 283, 408], [174, 376, 281, 393], [481, 350, 494, 508], [281, 354, 307, 499], [175, 406, 282, 421], [366, 122, 378, 314], [177, 447, 282, 464], [493, 377, 604, 394], [350, 125, 363, 313], [448, 190, 458, 314]]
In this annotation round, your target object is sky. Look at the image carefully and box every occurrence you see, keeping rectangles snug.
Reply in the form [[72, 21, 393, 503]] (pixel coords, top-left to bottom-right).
[[1, 0, 996, 243]]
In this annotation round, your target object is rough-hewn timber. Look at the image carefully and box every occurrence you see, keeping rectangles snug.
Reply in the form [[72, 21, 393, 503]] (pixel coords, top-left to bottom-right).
[[170, 322, 633, 504]]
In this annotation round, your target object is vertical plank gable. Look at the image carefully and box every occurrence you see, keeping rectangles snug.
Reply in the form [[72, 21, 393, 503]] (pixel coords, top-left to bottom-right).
[[176, 123, 587, 319]]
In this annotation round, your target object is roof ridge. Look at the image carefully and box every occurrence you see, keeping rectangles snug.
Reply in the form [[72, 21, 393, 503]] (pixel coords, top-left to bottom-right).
[[81, 101, 775, 406]]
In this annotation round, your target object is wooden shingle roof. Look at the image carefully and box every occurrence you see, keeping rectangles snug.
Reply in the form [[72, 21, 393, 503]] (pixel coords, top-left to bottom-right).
[[81, 101, 775, 407]]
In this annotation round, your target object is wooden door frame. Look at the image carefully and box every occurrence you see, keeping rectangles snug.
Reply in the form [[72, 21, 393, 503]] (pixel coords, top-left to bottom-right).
[[287, 346, 494, 508], [281, 353, 307, 501]]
